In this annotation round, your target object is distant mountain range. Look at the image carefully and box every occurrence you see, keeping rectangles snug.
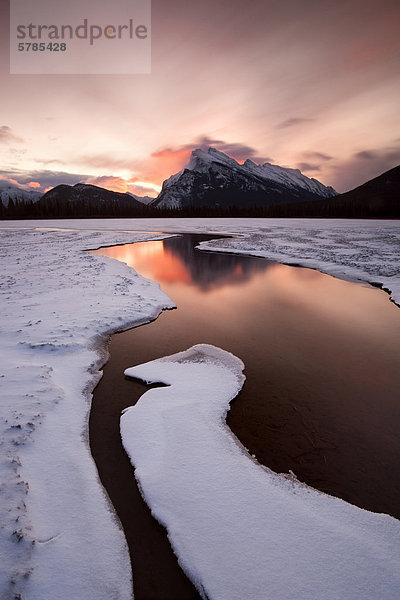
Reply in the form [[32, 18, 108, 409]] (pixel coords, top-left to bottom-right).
[[0, 181, 152, 210], [38, 183, 145, 211], [151, 148, 337, 209], [1, 149, 399, 218], [0, 182, 42, 207], [127, 192, 155, 205]]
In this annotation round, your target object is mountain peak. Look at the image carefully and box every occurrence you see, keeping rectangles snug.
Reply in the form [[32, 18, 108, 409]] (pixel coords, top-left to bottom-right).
[[0, 181, 42, 207], [244, 159, 257, 167], [153, 148, 337, 209], [188, 147, 240, 172]]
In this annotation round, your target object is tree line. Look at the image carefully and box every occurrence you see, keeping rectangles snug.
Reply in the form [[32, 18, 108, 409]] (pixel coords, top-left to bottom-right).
[[1, 195, 399, 219]]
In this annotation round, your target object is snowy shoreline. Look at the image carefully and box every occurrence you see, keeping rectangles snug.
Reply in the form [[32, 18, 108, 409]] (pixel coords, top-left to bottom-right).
[[1, 218, 399, 599], [3, 217, 399, 304], [195, 222, 400, 306], [122, 344, 400, 600], [0, 226, 174, 599]]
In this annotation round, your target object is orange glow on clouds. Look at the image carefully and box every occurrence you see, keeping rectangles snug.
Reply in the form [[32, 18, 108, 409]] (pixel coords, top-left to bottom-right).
[[1, 1, 399, 194], [28, 181, 41, 188], [0, 175, 19, 186], [87, 176, 128, 193], [152, 148, 191, 161], [85, 175, 160, 198], [130, 181, 162, 193], [147, 148, 192, 183]]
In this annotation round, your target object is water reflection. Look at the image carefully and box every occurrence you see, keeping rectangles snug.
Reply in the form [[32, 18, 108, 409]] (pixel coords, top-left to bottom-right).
[[91, 232, 400, 599], [93, 234, 274, 290], [92, 233, 400, 520]]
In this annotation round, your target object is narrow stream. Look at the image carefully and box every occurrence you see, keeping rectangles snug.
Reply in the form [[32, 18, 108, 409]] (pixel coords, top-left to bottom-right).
[[90, 233, 400, 600]]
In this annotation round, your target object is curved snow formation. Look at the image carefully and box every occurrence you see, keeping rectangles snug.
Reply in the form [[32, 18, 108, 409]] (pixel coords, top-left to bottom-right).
[[0, 226, 174, 600], [122, 344, 400, 600]]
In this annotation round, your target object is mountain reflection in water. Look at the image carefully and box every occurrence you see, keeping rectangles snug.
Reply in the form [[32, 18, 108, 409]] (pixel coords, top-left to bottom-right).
[[96, 234, 274, 290], [90, 232, 400, 600], [92, 232, 400, 522]]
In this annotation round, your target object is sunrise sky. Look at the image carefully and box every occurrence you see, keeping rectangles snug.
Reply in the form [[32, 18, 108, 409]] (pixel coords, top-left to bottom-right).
[[1, 0, 399, 196]]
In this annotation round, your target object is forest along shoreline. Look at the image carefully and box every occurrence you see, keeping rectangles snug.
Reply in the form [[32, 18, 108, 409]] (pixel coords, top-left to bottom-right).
[[90, 233, 400, 600]]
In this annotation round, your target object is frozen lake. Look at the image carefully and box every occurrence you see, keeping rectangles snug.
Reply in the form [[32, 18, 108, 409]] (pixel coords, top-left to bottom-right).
[[1, 219, 399, 600], [91, 233, 400, 599]]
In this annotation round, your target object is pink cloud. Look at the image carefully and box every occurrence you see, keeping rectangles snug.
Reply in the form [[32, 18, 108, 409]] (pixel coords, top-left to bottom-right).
[[127, 182, 158, 198], [85, 175, 128, 193], [0, 126, 24, 144], [147, 148, 192, 183], [85, 175, 159, 198], [147, 138, 270, 185], [28, 181, 41, 188], [0, 175, 19, 185]]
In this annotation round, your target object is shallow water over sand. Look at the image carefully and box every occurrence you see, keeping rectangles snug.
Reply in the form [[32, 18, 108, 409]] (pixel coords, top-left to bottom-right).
[[91, 233, 400, 599]]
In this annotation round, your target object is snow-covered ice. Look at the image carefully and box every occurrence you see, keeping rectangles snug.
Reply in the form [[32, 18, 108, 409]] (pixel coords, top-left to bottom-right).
[[0, 226, 174, 599], [197, 220, 400, 306], [2, 217, 397, 304], [122, 344, 400, 600], [1, 218, 399, 599]]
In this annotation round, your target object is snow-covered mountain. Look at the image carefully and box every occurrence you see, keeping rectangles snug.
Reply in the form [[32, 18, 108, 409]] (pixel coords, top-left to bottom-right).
[[152, 148, 337, 209], [127, 192, 155, 205], [0, 182, 42, 207]]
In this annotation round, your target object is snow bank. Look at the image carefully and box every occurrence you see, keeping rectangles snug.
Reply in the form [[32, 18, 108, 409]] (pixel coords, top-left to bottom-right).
[[0, 226, 174, 599], [196, 220, 400, 306], [121, 344, 400, 600], [3, 218, 398, 305], [1, 218, 399, 599]]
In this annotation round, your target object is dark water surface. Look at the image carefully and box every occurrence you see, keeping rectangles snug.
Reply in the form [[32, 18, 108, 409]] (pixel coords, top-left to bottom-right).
[[90, 234, 400, 600]]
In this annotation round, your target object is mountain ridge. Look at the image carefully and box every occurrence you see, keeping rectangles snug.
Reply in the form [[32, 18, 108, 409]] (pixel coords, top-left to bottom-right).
[[151, 147, 337, 209], [257, 164, 400, 218], [0, 181, 154, 208], [39, 183, 145, 208], [0, 182, 42, 207], [1, 154, 399, 219]]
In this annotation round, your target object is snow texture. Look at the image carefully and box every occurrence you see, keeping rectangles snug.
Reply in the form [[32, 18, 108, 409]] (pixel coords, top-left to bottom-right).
[[0, 225, 174, 600], [0, 217, 399, 600], [122, 344, 400, 600], [196, 220, 400, 306], [194, 148, 337, 196], [4, 217, 395, 306], [164, 148, 337, 198], [157, 149, 336, 208]]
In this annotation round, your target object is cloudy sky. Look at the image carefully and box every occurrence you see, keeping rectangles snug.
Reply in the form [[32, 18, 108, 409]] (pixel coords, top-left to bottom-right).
[[1, 0, 399, 196]]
